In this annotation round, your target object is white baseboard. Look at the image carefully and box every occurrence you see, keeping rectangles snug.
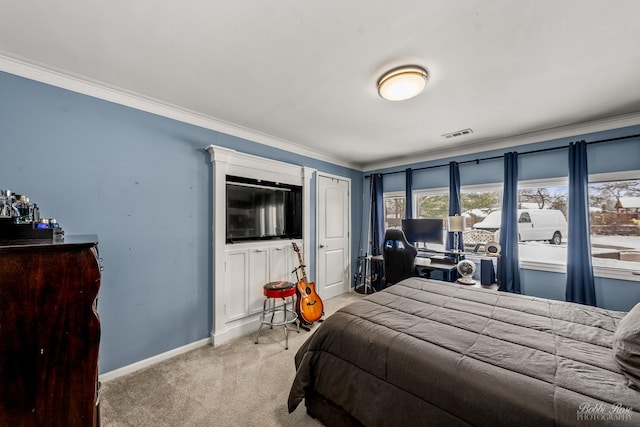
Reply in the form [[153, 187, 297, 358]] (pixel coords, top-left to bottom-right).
[[211, 315, 262, 346], [99, 338, 210, 383]]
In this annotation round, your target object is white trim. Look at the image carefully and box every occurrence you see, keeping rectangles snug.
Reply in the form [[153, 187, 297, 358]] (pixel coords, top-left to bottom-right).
[[98, 338, 210, 382], [3, 53, 640, 173], [210, 314, 264, 346], [520, 260, 640, 282], [458, 182, 503, 193], [518, 177, 569, 188], [589, 170, 640, 183], [383, 190, 405, 198], [520, 260, 566, 274], [593, 265, 640, 282], [206, 145, 312, 346], [413, 187, 449, 195], [315, 172, 352, 297], [0, 54, 358, 170], [303, 167, 316, 277]]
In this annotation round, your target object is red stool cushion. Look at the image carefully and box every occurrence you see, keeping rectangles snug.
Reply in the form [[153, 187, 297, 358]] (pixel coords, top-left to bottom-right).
[[263, 281, 296, 298]]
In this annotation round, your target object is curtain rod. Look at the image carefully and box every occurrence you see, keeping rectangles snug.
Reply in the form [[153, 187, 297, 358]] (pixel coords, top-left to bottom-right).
[[364, 133, 640, 179]]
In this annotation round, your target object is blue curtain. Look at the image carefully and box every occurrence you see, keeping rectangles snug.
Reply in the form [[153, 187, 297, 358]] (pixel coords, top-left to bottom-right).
[[405, 168, 413, 219], [371, 174, 385, 290], [447, 162, 462, 251], [499, 152, 521, 293], [566, 141, 596, 306]]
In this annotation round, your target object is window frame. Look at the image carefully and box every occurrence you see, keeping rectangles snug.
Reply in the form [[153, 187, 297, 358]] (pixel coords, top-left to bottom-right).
[[412, 186, 449, 219], [382, 191, 406, 229]]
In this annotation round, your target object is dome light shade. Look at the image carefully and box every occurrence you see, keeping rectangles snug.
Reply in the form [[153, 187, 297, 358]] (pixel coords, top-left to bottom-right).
[[377, 65, 429, 101]]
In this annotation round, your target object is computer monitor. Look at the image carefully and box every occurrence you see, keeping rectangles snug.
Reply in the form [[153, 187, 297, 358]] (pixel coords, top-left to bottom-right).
[[401, 218, 444, 247]]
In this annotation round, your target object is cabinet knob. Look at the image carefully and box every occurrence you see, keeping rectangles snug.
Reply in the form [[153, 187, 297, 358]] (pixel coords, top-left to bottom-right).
[[319, 244, 327, 249]]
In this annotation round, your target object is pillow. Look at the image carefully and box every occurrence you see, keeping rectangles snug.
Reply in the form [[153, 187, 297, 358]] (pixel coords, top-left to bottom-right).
[[613, 302, 640, 390]]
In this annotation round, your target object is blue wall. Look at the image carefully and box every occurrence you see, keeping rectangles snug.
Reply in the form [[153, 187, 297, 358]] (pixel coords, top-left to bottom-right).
[[365, 127, 640, 311], [520, 268, 640, 312], [0, 71, 363, 373]]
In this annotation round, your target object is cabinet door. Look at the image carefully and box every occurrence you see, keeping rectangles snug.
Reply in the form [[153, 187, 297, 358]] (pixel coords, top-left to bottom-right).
[[226, 250, 250, 321], [248, 248, 270, 315], [269, 244, 294, 283]]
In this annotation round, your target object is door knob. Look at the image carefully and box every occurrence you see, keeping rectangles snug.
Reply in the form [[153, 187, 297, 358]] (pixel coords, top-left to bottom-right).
[[319, 244, 326, 248]]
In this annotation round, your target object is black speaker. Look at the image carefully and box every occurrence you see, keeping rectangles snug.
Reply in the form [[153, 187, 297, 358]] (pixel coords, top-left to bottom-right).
[[481, 259, 495, 285]]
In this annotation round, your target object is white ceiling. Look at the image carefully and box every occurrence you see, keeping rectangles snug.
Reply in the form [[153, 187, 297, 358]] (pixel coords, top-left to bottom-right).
[[2, 1, 640, 170]]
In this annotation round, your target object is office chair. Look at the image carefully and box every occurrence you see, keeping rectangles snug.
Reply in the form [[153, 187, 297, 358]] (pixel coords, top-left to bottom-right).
[[382, 229, 418, 286]]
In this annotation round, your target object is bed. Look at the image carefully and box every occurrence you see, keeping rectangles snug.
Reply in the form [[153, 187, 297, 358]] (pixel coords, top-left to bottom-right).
[[288, 277, 640, 426]]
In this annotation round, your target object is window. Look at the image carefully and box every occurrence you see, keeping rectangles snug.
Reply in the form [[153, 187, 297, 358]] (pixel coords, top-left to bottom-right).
[[383, 189, 450, 228], [511, 177, 640, 273], [414, 189, 449, 249], [518, 184, 568, 215], [383, 190, 449, 248], [383, 193, 405, 229], [460, 186, 502, 228], [589, 177, 640, 270], [382, 172, 639, 278], [415, 190, 449, 220]]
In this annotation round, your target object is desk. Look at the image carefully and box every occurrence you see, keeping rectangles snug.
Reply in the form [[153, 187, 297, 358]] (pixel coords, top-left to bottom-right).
[[414, 257, 457, 282], [373, 255, 458, 283], [375, 255, 499, 289]]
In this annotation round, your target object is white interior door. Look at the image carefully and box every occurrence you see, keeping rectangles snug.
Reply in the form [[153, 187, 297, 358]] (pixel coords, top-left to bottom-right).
[[317, 174, 350, 300]]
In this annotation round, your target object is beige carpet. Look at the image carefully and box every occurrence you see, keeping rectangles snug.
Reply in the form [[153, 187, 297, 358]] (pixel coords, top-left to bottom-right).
[[100, 291, 365, 427]]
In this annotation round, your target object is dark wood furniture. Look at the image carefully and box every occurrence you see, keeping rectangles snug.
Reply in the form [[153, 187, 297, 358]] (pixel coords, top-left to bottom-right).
[[0, 235, 101, 426]]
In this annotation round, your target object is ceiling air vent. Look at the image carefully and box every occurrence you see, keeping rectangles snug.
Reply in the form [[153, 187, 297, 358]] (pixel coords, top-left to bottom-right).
[[442, 128, 473, 139]]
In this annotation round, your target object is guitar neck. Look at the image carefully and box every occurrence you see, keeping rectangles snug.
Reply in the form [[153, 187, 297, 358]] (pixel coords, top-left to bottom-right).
[[294, 247, 309, 283]]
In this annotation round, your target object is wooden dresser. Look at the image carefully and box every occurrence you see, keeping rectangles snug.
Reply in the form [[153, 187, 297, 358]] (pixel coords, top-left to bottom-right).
[[0, 235, 101, 426]]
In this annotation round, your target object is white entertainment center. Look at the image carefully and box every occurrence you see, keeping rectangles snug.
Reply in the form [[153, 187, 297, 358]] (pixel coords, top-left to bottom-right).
[[206, 145, 314, 345]]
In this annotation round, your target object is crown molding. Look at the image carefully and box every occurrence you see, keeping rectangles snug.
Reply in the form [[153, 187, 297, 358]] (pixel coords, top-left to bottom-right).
[[3, 53, 639, 174], [0, 53, 360, 170], [363, 112, 640, 171]]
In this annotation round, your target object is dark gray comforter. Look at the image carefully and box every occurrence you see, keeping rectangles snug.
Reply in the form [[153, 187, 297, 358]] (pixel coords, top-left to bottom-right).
[[288, 278, 640, 426]]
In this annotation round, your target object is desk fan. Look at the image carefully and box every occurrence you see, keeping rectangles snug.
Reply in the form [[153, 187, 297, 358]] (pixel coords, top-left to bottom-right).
[[456, 259, 476, 285]]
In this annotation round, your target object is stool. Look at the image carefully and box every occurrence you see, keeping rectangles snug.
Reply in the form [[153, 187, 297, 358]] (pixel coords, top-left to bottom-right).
[[254, 281, 299, 349]]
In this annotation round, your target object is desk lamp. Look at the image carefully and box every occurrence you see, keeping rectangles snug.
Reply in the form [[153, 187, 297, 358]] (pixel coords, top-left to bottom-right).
[[447, 215, 465, 253]]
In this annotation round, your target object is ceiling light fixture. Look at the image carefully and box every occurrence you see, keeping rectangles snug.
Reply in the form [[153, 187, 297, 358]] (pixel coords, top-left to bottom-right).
[[377, 65, 429, 101]]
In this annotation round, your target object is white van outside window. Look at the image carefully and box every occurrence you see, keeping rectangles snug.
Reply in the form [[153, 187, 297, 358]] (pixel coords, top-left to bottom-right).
[[473, 209, 567, 245]]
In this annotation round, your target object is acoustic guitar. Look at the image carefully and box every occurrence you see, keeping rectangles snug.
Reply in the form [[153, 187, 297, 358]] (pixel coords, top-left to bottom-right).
[[291, 242, 324, 324]]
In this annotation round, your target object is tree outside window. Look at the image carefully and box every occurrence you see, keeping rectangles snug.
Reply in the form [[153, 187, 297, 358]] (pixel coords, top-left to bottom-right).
[[384, 195, 405, 229], [589, 179, 640, 264], [416, 193, 449, 220], [518, 187, 567, 216]]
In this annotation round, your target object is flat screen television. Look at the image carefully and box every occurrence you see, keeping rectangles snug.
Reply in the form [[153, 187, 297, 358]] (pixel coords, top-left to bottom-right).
[[401, 218, 444, 246], [226, 175, 302, 242]]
